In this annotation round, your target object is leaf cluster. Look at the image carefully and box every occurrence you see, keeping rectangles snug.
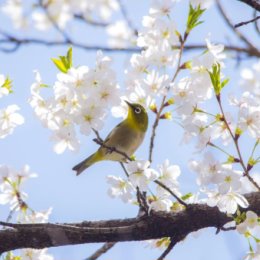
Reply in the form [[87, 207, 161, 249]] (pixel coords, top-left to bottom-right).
[[51, 47, 73, 73]]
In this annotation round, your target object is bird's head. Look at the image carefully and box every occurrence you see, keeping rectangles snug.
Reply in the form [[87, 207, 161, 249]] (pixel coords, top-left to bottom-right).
[[125, 101, 148, 132]]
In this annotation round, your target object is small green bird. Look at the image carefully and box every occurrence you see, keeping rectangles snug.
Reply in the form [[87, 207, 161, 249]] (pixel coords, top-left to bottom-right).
[[72, 101, 148, 175]]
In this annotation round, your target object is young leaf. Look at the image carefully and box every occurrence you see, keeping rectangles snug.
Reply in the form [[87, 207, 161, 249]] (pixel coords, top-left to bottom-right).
[[67, 47, 73, 68], [51, 58, 68, 73], [1, 76, 13, 93], [186, 4, 205, 35], [208, 63, 229, 96], [51, 47, 73, 73]]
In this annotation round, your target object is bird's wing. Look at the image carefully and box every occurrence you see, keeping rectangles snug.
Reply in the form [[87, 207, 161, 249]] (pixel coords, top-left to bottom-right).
[[103, 121, 124, 143]]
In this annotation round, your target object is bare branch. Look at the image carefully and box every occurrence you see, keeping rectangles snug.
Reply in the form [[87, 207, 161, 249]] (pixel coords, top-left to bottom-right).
[[216, 95, 260, 191], [0, 30, 259, 58], [154, 180, 188, 207], [39, 0, 72, 43], [85, 242, 116, 260], [118, 0, 138, 35], [156, 239, 176, 260], [0, 191, 259, 253], [74, 14, 109, 27], [156, 234, 185, 260], [234, 15, 260, 28], [216, 0, 258, 50], [253, 10, 260, 34]]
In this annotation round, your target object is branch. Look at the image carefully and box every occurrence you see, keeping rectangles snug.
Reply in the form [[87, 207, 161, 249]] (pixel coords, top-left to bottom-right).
[[0, 192, 259, 253], [118, 0, 138, 35], [154, 180, 187, 207], [216, 0, 257, 50], [234, 15, 260, 28], [0, 31, 260, 57], [156, 235, 185, 260], [85, 242, 116, 260], [238, 0, 260, 12]]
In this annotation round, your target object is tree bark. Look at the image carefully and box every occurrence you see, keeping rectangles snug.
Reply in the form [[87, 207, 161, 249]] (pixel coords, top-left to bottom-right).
[[0, 192, 259, 254]]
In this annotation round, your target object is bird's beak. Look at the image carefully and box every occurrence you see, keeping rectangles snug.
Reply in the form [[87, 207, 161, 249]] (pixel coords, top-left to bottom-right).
[[124, 100, 134, 108]]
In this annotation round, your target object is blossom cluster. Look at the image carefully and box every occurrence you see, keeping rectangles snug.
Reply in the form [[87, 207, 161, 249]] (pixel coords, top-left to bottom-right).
[[117, 0, 181, 113], [1, 0, 119, 30], [1, 0, 135, 48], [107, 159, 185, 213], [0, 74, 24, 139], [189, 152, 252, 214], [0, 164, 53, 260], [108, 1, 260, 257], [29, 50, 120, 154]]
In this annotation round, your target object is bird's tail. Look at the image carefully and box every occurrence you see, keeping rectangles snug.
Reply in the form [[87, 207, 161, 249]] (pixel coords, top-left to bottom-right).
[[72, 152, 101, 176]]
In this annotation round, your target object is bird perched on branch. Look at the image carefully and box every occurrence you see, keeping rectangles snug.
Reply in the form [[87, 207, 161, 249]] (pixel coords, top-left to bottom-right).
[[72, 101, 148, 175]]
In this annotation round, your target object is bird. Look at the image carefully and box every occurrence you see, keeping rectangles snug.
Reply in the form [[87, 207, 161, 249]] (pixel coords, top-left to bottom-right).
[[72, 101, 148, 176]]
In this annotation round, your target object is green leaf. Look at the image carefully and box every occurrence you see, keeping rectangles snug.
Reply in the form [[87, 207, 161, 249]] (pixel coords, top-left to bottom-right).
[[3, 252, 21, 260], [221, 78, 229, 88], [181, 192, 193, 200], [40, 83, 49, 88], [208, 63, 229, 95], [1, 76, 13, 93], [186, 4, 206, 34], [51, 58, 68, 73], [67, 47, 73, 68], [51, 47, 73, 73]]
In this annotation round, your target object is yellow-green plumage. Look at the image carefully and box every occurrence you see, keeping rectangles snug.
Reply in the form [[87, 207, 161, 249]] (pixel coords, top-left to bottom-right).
[[72, 101, 148, 175]]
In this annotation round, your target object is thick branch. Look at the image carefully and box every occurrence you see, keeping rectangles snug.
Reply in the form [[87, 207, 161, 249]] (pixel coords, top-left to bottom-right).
[[0, 192, 259, 254]]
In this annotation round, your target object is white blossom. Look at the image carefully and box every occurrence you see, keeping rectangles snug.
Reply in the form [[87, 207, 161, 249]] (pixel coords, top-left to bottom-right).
[[0, 105, 24, 139], [2, 0, 28, 29], [20, 248, 54, 260], [128, 160, 159, 191], [149, 196, 172, 212], [107, 175, 134, 203], [30, 51, 120, 153], [240, 61, 260, 99], [107, 21, 135, 48], [207, 191, 249, 214]]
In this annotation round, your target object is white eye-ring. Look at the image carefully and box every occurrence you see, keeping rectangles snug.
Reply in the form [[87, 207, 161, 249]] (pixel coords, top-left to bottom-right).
[[135, 107, 141, 114]]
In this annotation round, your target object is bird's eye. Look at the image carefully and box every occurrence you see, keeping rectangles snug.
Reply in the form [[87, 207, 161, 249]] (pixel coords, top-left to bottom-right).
[[135, 107, 141, 114]]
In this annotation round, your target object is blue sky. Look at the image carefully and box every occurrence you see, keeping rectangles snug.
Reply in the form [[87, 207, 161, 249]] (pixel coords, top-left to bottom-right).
[[0, 0, 258, 259]]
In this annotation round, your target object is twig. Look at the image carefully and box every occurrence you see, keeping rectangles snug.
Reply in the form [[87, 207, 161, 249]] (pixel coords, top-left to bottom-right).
[[92, 129, 132, 161], [154, 180, 188, 207], [238, 0, 260, 12], [149, 32, 186, 163], [92, 129, 148, 211], [216, 95, 260, 191], [156, 234, 186, 260], [215, 225, 236, 234], [253, 10, 260, 34], [118, 0, 138, 36], [85, 242, 116, 260], [148, 95, 167, 163], [156, 238, 176, 260], [216, 0, 257, 50], [234, 15, 260, 28], [119, 162, 149, 212], [93, 129, 148, 212], [120, 162, 130, 177], [74, 14, 109, 27], [39, 0, 71, 43], [0, 30, 259, 57]]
